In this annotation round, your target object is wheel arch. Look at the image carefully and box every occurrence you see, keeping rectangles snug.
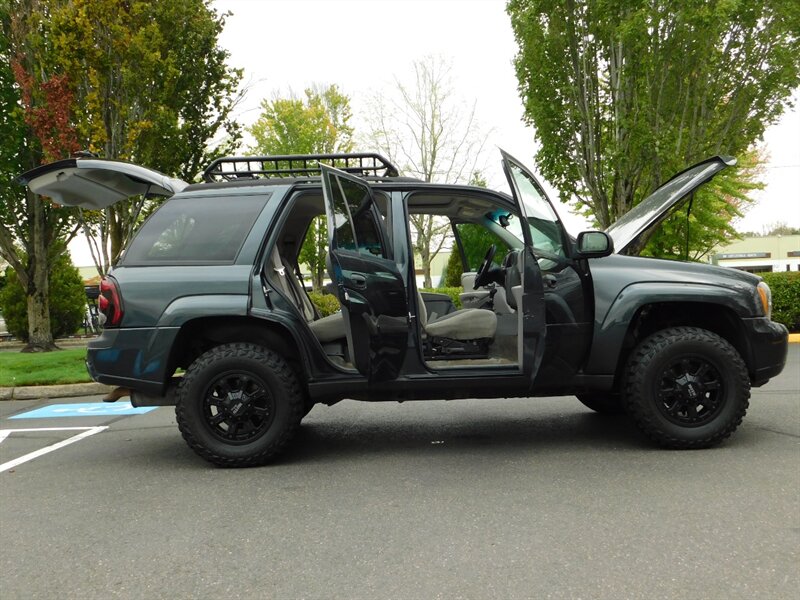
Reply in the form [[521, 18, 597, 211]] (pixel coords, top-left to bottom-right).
[[586, 284, 753, 387], [615, 301, 752, 387], [167, 315, 309, 384]]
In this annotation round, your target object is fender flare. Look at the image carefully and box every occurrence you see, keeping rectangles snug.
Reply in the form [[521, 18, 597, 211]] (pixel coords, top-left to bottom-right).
[[584, 282, 751, 375]]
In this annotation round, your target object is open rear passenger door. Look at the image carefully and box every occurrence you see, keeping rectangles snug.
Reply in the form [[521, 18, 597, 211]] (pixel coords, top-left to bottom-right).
[[319, 165, 408, 381]]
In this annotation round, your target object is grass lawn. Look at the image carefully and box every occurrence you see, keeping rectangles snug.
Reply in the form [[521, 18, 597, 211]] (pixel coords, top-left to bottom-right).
[[0, 348, 92, 387]]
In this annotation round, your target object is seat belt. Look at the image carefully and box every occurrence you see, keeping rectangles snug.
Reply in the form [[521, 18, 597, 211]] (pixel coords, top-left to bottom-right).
[[271, 249, 307, 318], [294, 265, 320, 320]]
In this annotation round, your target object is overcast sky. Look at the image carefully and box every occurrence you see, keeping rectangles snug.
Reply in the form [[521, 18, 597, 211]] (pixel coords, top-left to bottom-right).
[[69, 0, 799, 265]]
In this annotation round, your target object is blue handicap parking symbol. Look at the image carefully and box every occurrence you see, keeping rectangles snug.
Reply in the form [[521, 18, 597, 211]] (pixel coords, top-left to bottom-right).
[[9, 401, 157, 419]]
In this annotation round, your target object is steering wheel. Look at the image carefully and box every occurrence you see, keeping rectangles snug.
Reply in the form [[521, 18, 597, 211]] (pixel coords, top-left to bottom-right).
[[473, 244, 497, 289]]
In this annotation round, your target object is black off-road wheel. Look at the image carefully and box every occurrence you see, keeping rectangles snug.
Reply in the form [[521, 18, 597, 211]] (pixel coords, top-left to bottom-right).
[[576, 393, 625, 415], [623, 327, 750, 449], [175, 343, 303, 467]]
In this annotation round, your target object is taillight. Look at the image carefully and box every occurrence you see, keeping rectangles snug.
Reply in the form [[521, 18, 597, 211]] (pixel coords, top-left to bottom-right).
[[99, 276, 124, 327]]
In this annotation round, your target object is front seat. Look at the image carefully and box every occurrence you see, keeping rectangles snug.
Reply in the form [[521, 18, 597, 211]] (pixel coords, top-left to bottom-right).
[[416, 289, 497, 340]]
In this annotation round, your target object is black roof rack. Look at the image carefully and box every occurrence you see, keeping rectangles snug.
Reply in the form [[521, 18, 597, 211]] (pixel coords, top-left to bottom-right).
[[202, 152, 400, 183]]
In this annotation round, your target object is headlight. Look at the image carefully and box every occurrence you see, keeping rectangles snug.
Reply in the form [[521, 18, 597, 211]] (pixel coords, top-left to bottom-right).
[[756, 281, 772, 319]]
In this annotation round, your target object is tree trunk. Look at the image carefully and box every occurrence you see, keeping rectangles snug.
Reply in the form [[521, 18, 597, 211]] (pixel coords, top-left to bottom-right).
[[24, 281, 57, 352], [420, 246, 432, 288], [312, 264, 324, 292], [24, 194, 57, 352], [22, 248, 57, 352], [109, 206, 124, 267]]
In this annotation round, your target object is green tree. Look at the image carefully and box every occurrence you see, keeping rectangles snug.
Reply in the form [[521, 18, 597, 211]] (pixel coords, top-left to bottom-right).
[[507, 0, 800, 258], [250, 85, 353, 156], [443, 170, 493, 287], [250, 85, 354, 291], [0, 250, 86, 342], [0, 0, 82, 351], [48, 0, 242, 274]]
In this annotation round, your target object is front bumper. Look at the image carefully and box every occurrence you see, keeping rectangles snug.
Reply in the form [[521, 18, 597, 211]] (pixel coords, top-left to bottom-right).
[[742, 317, 788, 386]]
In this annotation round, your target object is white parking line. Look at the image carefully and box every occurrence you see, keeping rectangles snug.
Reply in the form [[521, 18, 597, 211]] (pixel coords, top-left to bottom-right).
[[0, 426, 108, 473]]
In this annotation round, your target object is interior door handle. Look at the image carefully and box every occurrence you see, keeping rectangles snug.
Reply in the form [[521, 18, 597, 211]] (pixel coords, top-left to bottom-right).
[[350, 273, 367, 289]]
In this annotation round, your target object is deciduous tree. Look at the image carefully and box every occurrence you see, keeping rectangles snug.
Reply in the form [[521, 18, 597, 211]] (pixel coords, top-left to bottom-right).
[[366, 56, 489, 286], [250, 85, 354, 291], [0, 0, 81, 351], [507, 0, 800, 258], [49, 0, 243, 274]]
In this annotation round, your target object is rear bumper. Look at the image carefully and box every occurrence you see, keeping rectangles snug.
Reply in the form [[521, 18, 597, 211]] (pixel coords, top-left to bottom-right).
[[742, 317, 788, 386], [86, 326, 178, 395]]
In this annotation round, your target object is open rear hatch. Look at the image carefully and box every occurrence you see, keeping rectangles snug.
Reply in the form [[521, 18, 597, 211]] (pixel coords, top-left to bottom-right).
[[17, 158, 187, 209]]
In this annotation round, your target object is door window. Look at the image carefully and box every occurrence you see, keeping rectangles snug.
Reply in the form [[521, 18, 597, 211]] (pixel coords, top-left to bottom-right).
[[326, 174, 388, 258], [505, 161, 566, 258]]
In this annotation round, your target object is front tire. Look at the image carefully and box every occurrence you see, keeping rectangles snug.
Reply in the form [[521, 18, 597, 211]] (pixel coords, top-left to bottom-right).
[[175, 343, 303, 467], [623, 327, 750, 449]]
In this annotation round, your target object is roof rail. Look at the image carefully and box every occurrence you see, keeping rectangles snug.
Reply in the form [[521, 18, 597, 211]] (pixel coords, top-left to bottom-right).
[[202, 153, 400, 182]]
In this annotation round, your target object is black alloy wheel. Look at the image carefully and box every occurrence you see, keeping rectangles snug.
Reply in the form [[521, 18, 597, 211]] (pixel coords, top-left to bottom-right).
[[202, 372, 275, 444], [624, 326, 750, 449], [655, 356, 725, 427], [176, 343, 303, 467]]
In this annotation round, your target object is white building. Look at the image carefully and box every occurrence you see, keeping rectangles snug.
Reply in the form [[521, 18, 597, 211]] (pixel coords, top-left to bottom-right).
[[707, 235, 800, 273]]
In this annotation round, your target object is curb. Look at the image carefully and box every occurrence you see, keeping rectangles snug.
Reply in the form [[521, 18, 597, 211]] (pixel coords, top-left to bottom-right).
[[790, 333, 800, 343], [0, 382, 114, 401]]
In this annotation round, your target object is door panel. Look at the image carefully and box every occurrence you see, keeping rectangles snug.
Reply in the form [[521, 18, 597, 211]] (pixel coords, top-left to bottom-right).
[[320, 165, 408, 381]]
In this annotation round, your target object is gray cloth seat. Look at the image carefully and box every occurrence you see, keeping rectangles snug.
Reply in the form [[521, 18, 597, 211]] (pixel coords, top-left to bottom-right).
[[270, 246, 346, 343], [417, 290, 496, 340], [308, 312, 346, 343]]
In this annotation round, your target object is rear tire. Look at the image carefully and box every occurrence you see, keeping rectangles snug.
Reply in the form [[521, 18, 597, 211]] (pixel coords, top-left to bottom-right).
[[175, 343, 303, 467], [623, 327, 750, 449], [576, 393, 624, 415]]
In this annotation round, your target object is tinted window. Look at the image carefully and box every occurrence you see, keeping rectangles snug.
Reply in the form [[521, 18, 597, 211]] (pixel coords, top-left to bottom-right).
[[122, 194, 269, 264], [507, 161, 566, 258], [325, 172, 387, 258]]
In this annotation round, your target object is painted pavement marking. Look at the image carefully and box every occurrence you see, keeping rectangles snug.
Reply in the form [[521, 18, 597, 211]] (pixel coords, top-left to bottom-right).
[[0, 426, 108, 473], [9, 401, 157, 419]]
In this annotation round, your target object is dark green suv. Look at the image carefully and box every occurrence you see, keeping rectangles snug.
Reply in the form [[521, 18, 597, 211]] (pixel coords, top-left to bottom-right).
[[19, 152, 788, 466]]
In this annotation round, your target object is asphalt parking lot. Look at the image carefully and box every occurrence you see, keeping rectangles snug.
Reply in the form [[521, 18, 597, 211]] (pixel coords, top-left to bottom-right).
[[1, 346, 798, 599]]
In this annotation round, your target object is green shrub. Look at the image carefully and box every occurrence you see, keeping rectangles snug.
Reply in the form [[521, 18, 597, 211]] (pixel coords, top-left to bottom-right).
[[762, 272, 800, 332], [443, 251, 463, 287], [420, 287, 463, 309], [0, 253, 86, 341], [308, 291, 341, 317]]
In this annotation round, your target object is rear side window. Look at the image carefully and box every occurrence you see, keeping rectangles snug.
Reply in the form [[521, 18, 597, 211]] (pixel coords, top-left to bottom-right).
[[121, 194, 269, 265]]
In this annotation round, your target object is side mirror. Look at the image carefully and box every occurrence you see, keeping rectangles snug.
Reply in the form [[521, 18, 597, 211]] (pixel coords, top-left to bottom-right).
[[576, 231, 614, 258]]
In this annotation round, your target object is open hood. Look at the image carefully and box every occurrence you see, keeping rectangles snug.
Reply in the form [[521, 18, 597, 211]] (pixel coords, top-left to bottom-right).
[[17, 158, 188, 209], [606, 156, 736, 254]]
